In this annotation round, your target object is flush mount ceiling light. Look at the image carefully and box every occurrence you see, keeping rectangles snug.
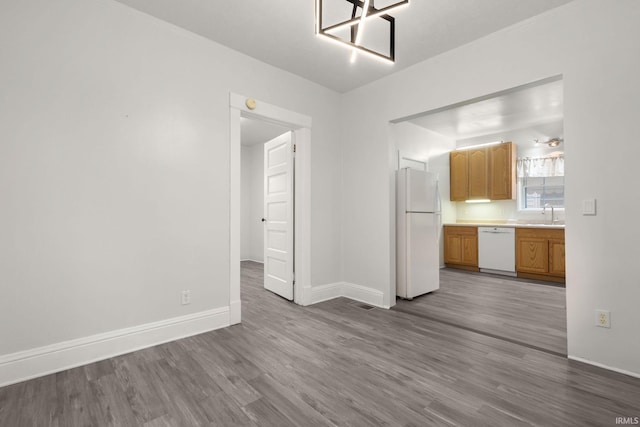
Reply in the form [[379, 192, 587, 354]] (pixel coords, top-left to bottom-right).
[[534, 137, 563, 147], [547, 138, 562, 147], [315, 0, 409, 64]]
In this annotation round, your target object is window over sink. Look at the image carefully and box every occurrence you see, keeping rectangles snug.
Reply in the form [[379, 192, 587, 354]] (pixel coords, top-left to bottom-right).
[[517, 156, 564, 210]]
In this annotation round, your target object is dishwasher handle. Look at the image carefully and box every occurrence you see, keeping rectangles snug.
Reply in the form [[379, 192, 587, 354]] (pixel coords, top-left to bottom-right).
[[479, 227, 514, 234]]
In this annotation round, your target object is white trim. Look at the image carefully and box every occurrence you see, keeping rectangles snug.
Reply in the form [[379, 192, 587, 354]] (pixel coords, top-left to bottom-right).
[[0, 307, 229, 388], [568, 355, 640, 379], [230, 93, 312, 129], [307, 282, 388, 308], [308, 282, 344, 305], [343, 282, 387, 308], [240, 259, 264, 264], [229, 300, 241, 325], [230, 93, 312, 313], [229, 106, 242, 325], [294, 127, 311, 306]]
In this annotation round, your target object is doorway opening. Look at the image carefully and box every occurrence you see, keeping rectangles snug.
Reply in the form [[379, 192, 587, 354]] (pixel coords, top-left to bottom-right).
[[229, 94, 312, 325], [388, 76, 568, 356], [241, 122, 294, 300]]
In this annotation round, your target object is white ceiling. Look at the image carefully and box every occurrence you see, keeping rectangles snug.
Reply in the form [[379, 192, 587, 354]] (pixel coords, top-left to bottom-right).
[[113, 0, 573, 93], [407, 78, 564, 142], [241, 118, 290, 147]]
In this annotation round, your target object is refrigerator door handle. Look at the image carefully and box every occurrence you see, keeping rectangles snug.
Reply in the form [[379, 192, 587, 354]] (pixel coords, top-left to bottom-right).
[[435, 179, 442, 213]]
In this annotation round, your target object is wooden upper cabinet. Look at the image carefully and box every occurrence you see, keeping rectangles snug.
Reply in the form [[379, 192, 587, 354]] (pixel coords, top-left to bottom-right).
[[468, 148, 489, 199], [449, 150, 468, 201], [489, 142, 516, 200], [449, 142, 516, 201]]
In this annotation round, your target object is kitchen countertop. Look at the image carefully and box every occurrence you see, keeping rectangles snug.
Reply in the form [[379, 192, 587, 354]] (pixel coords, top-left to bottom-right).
[[444, 221, 565, 229]]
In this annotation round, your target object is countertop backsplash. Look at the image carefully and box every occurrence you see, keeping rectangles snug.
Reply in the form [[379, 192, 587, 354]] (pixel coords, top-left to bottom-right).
[[454, 199, 565, 224]]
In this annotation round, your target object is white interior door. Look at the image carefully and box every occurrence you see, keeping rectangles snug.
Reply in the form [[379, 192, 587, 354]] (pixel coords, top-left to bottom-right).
[[263, 132, 294, 300]]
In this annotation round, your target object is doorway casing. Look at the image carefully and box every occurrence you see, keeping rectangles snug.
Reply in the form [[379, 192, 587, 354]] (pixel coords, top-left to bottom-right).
[[229, 93, 312, 324]]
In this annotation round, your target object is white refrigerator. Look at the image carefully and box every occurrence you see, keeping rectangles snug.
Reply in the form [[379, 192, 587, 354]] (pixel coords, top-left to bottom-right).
[[396, 168, 441, 299]]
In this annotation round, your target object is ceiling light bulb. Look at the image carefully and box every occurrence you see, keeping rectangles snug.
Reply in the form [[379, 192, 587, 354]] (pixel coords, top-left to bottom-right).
[[547, 138, 561, 147]]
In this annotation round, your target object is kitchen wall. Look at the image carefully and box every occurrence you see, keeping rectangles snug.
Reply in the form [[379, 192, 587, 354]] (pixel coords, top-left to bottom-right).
[[341, 0, 640, 375], [0, 0, 342, 374], [240, 144, 265, 263]]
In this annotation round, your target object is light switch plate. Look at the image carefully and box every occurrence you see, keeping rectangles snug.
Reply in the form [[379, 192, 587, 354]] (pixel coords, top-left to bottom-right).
[[582, 198, 596, 215]]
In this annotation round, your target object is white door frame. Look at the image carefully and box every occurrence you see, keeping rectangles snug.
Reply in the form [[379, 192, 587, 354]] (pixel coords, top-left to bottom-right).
[[229, 93, 312, 324]]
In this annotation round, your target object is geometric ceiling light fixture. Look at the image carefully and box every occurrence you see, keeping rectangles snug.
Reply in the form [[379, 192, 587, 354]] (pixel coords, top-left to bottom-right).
[[315, 0, 409, 64]]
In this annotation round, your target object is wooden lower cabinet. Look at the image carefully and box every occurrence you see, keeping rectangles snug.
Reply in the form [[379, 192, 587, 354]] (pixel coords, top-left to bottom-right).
[[548, 239, 566, 276], [516, 228, 565, 283], [516, 237, 549, 274], [444, 226, 478, 271]]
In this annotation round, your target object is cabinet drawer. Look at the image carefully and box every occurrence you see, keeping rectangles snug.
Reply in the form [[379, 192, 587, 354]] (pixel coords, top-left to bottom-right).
[[444, 226, 477, 236], [516, 228, 564, 240]]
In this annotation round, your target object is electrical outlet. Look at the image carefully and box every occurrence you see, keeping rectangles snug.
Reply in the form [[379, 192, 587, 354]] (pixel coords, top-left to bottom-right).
[[181, 290, 191, 305], [596, 309, 610, 328]]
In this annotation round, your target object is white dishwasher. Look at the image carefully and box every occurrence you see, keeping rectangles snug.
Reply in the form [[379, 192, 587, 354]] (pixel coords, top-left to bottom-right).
[[478, 227, 516, 276]]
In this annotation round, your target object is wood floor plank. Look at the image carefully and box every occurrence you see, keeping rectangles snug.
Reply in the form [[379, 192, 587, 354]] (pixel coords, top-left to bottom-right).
[[0, 261, 638, 426], [240, 397, 298, 427], [394, 268, 567, 354], [197, 392, 257, 427], [55, 366, 108, 427]]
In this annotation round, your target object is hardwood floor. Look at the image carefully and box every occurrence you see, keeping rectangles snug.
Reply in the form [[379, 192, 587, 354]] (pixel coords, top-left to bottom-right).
[[394, 268, 567, 355], [1, 261, 638, 426]]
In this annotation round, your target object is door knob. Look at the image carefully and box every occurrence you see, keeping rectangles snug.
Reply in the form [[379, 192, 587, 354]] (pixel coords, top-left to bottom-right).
[[261, 218, 266, 222]]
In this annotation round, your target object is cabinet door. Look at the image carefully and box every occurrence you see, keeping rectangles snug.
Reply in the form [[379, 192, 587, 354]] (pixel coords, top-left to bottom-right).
[[549, 239, 566, 276], [461, 235, 478, 266], [444, 234, 462, 264], [450, 151, 468, 201], [516, 237, 549, 273], [468, 148, 489, 199], [489, 142, 515, 200]]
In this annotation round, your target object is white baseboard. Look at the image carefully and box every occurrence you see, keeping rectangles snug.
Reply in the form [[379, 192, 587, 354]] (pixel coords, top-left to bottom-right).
[[308, 282, 343, 305], [0, 307, 230, 388], [307, 282, 386, 308], [240, 258, 264, 264], [568, 355, 640, 379], [342, 282, 386, 308]]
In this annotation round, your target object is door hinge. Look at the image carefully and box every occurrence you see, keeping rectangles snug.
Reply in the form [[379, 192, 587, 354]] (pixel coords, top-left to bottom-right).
[[293, 144, 296, 153]]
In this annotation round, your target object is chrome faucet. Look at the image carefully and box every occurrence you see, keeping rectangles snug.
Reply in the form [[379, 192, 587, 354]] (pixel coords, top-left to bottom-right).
[[543, 203, 556, 224]]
